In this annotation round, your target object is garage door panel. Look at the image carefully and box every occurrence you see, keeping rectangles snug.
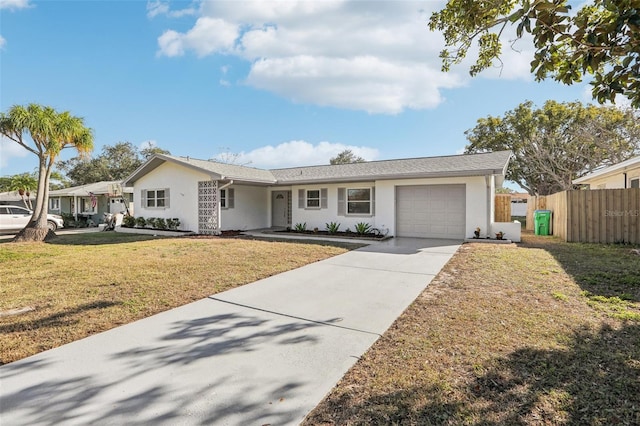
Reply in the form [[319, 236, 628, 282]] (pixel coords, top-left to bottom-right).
[[396, 184, 465, 239]]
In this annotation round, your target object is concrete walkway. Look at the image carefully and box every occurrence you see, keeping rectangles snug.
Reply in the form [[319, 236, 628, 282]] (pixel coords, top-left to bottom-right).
[[0, 238, 460, 425]]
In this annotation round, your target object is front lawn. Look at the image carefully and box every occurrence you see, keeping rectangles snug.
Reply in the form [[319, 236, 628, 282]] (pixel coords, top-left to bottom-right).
[[0, 233, 349, 365], [304, 233, 640, 425]]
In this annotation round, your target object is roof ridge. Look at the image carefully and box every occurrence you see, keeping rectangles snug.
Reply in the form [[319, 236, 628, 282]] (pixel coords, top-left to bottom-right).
[[269, 150, 511, 171]]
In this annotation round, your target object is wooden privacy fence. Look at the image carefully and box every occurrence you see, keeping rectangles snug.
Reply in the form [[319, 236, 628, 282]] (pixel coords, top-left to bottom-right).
[[527, 189, 640, 244], [494, 194, 512, 222]]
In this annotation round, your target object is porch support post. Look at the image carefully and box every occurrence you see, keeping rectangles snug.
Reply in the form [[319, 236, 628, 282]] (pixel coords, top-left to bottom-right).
[[485, 175, 492, 237]]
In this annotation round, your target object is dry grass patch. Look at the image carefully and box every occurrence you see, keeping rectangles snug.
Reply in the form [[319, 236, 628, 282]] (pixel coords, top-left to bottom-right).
[[304, 234, 640, 425], [0, 232, 349, 365]]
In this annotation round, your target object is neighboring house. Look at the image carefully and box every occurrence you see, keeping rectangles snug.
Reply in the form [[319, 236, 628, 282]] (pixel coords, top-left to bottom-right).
[[123, 151, 512, 239], [573, 156, 640, 189], [511, 193, 529, 217], [49, 181, 134, 224], [0, 191, 36, 208]]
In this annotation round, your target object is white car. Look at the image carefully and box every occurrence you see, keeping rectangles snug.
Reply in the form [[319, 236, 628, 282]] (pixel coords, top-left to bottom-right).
[[0, 205, 65, 232]]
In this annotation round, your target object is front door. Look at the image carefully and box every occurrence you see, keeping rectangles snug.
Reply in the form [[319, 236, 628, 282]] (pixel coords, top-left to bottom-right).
[[272, 191, 289, 227]]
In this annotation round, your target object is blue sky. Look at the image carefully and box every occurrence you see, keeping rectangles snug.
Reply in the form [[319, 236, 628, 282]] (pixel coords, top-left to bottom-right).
[[1, 0, 593, 190]]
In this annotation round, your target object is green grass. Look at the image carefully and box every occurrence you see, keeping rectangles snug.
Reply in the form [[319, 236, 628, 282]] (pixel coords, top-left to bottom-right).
[[0, 233, 349, 365], [303, 233, 640, 425]]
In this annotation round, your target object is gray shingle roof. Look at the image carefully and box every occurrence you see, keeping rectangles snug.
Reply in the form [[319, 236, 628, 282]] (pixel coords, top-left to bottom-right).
[[124, 151, 512, 186], [163, 155, 277, 183], [49, 181, 133, 196], [123, 154, 277, 185], [271, 150, 512, 184]]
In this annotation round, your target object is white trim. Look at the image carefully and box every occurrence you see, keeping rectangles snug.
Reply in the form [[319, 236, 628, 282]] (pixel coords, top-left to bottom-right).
[[49, 197, 61, 211], [573, 155, 640, 184], [346, 187, 372, 216], [220, 189, 228, 209], [144, 188, 168, 209], [305, 189, 321, 209], [79, 197, 98, 215]]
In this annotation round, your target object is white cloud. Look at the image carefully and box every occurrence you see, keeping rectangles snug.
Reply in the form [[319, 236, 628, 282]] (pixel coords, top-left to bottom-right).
[[1, 0, 32, 47], [0, 136, 30, 171], [584, 84, 635, 110], [213, 140, 379, 169], [0, 0, 31, 10], [247, 55, 459, 114], [158, 17, 238, 57], [139, 140, 158, 151], [146, 0, 197, 19], [156, 0, 534, 114]]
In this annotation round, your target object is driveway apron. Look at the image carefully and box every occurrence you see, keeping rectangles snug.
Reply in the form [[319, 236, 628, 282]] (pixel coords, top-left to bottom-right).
[[0, 238, 460, 425]]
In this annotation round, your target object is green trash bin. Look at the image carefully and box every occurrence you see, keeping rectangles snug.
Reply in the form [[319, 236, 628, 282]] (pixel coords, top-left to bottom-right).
[[534, 210, 552, 236]]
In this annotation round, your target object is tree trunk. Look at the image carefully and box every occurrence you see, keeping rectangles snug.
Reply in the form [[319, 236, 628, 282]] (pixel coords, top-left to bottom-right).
[[32, 160, 52, 229], [31, 162, 47, 223], [12, 224, 56, 243], [13, 161, 55, 242]]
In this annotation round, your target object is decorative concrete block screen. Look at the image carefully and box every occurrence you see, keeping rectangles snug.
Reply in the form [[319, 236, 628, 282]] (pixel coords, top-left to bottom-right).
[[198, 180, 218, 235]]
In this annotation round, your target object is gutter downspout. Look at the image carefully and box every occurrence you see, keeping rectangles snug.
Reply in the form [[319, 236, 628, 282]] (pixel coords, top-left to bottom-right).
[[485, 175, 492, 237], [624, 172, 628, 189], [217, 179, 234, 233]]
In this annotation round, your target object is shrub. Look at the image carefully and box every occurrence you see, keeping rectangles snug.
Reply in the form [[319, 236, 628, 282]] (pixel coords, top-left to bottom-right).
[[354, 222, 372, 235], [325, 221, 341, 234], [166, 218, 180, 230], [61, 213, 77, 228], [154, 218, 167, 230], [135, 216, 147, 228], [145, 217, 156, 228], [122, 215, 136, 228], [294, 222, 307, 232]]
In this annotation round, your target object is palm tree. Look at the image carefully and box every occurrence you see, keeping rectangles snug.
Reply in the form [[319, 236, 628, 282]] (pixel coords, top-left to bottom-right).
[[8, 172, 38, 209], [0, 104, 93, 241]]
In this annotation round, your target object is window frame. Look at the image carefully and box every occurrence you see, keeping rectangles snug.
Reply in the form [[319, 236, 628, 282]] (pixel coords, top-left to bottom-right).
[[346, 187, 372, 215], [80, 197, 98, 214], [49, 197, 61, 211], [306, 189, 321, 209], [220, 188, 234, 209], [145, 189, 168, 209]]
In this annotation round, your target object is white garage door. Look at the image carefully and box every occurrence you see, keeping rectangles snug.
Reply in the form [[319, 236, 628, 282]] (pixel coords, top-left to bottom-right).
[[396, 184, 466, 239]]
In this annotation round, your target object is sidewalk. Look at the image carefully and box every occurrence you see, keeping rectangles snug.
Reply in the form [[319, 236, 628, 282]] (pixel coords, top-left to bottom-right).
[[0, 238, 460, 425]]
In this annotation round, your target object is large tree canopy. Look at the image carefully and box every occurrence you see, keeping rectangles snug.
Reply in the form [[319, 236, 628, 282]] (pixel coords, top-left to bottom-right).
[[0, 104, 93, 241], [329, 149, 366, 165], [430, 0, 640, 107], [465, 100, 640, 195], [59, 142, 170, 186]]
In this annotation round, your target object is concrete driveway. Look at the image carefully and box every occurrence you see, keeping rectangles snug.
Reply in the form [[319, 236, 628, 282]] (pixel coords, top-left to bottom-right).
[[0, 237, 460, 425]]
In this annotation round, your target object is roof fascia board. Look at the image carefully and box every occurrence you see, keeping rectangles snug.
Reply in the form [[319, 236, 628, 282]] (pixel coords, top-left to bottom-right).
[[123, 155, 223, 185], [573, 157, 640, 184], [272, 169, 504, 185]]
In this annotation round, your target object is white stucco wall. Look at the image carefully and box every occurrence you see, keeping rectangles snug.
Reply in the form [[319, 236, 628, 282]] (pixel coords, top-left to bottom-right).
[[220, 185, 269, 230], [290, 182, 377, 232], [584, 174, 626, 189], [577, 164, 640, 189], [376, 176, 491, 238], [289, 176, 494, 238], [134, 161, 500, 237], [134, 162, 209, 232], [491, 222, 522, 242]]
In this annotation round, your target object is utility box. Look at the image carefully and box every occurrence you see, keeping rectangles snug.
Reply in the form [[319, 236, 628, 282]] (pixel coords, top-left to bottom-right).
[[534, 210, 552, 236]]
